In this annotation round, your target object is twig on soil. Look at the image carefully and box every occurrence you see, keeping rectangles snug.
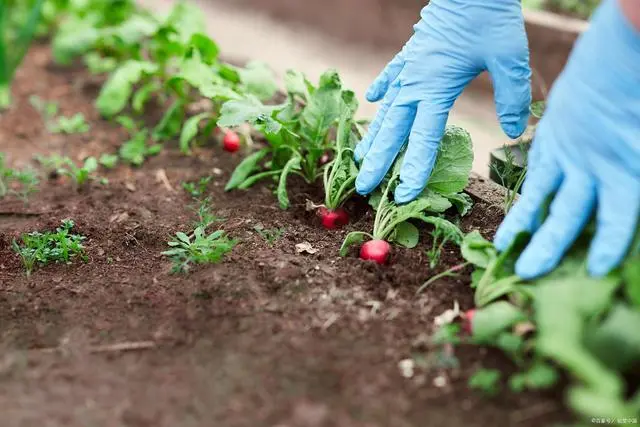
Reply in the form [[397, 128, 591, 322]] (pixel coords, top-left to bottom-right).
[[34, 341, 157, 355]]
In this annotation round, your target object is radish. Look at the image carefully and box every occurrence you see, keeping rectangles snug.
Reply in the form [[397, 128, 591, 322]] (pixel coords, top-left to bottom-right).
[[463, 309, 476, 334], [318, 207, 349, 230], [359, 240, 391, 264], [223, 131, 241, 153]]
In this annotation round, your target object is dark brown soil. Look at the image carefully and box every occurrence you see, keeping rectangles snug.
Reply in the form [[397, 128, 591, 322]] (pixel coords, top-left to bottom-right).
[[0, 45, 570, 427]]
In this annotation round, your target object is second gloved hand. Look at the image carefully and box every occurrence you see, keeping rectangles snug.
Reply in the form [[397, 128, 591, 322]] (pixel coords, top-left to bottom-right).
[[355, 0, 531, 203]]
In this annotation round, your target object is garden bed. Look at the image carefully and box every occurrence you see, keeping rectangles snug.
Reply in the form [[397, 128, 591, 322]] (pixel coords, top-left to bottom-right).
[[0, 44, 572, 426]]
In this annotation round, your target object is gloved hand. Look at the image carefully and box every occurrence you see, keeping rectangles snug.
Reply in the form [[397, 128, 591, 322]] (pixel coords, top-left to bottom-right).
[[494, 0, 640, 279], [355, 0, 531, 202]]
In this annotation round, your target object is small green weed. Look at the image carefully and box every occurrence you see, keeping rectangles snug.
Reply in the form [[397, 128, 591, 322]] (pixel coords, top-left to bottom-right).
[[162, 226, 236, 274], [182, 176, 212, 199], [12, 219, 87, 276], [469, 368, 502, 397], [50, 113, 90, 134], [253, 224, 285, 246], [116, 117, 162, 166], [38, 155, 100, 187], [99, 153, 118, 169], [192, 197, 223, 229], [0, 152, 39, 202]]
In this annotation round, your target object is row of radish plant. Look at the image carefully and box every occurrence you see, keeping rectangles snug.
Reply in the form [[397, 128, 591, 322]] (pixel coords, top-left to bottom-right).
[[2, 0, 639, 422]]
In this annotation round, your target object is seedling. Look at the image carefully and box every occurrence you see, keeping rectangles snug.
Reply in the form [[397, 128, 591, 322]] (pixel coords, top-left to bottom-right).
[[118, 125, 162, 166], [0, 152, 39, 202], [490, 143, 528, 214], [424, 216, 464, 269], [469, 369, 502, 396], [38, 155, 100, 187], [49, 113, 90, 134], [253, 224, 285, 246], [12, 219, 87, 276], [340, 126, 473, 264], [162, 226, 236, 274], [313, 101, 360, 229], [29, 95, 59, 120], [182, 176, 212, 199], [98, 153, 118, 169], [191, 197, 223, 229]]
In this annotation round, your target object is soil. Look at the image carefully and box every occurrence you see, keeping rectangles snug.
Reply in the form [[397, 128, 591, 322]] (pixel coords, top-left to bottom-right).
[[0, 44, 571, 427]]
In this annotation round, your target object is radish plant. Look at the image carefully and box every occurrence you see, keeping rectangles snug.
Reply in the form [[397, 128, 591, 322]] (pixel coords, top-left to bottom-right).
[[340, 125, 474, 263], [312, 102, 360, 229], [221, 70, 357, 209]]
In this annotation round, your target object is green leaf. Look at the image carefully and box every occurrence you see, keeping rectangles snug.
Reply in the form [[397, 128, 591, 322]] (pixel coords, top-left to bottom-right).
[[469, 369, 501, 396], [132, 81, 161, 113], [299, 69, 343, 145], [284, 69, 311, 100], [461, 231, 497, 268], [568, 387, 635, 419], [419, 216, 464, 245], [153, 100, 185, 141], [530, 101, 546, 119], [427, 125, 474, 194], [52, 21, 99, 65], [238, 61, 278, 101], [277, 156, 302, 209], [218, 96, 283, 135], [509, 362, 558, 392], [83, 157, 98, 173], [180, 113, 210, 154], [393, 221, 420, 249], [188, 33, 219, 64], [340, 232, 369, 257], [472, 301, 526, 343], [176, 232, 190, 244], [225, 149, 269, 191], [623, 253, 640, 306], [584, 303, 640, 372], [96, 60, 158, 118], [446, 192, 474, 216]]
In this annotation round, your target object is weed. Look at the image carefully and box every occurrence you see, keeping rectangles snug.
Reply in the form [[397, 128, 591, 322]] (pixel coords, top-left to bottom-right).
[[162, 226, 236, 274], [12, 219, 87, 276], [253, 224, 285, 246], [490, 143, 528, 214], [98, 153, 118, 169], [37, 155, 100, 187], [0, 152, 39, 202], [182, 176, 212, 199], [49, 113, 90, 134], [191, 197, 223, 229]]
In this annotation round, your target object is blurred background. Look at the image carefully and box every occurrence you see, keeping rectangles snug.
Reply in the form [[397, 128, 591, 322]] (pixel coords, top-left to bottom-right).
[[135, 0, 596, 175]]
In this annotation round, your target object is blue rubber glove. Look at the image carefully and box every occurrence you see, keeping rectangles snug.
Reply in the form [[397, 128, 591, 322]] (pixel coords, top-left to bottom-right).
[[494, 0, 640, 279], [355, 0, 531, 202]]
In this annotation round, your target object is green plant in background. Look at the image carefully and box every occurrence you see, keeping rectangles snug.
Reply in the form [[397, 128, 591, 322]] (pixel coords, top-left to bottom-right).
[[182, 176, 212, 199], [0, 0, 44, 109], [162, 226, 236, 274], [12, 219, 87, 276], [424, 216, 464, 269], [37, 154, 100, 187], [98, 153, 118, 169], [116, 116, 162, 166], [0, 152, 39, 202], [49, 113, 91, 134], [29, 95, 59, 119]]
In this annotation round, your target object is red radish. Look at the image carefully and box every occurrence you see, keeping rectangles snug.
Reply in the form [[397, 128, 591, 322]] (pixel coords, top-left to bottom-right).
[[223, 131, 241, 153], [318, 207, 349, 229], [360, 240, 391, 264], [319, 152, 331, 165], [463, 309, 476, 334]]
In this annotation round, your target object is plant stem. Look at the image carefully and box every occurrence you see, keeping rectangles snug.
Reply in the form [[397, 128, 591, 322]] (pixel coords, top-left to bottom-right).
[[416, 262, 469, 295]]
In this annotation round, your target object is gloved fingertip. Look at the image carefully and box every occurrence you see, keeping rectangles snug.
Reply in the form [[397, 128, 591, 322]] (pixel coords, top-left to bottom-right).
[[366, 84, 383, 103], [586, 250, 620, 277], [355, 172, 375, 196], [394, 183, 421, 205], [500, 113, 529, 140], [493, 225, 512, 252], [353, 144, 365, 164], [514, 257, 542, 281]]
